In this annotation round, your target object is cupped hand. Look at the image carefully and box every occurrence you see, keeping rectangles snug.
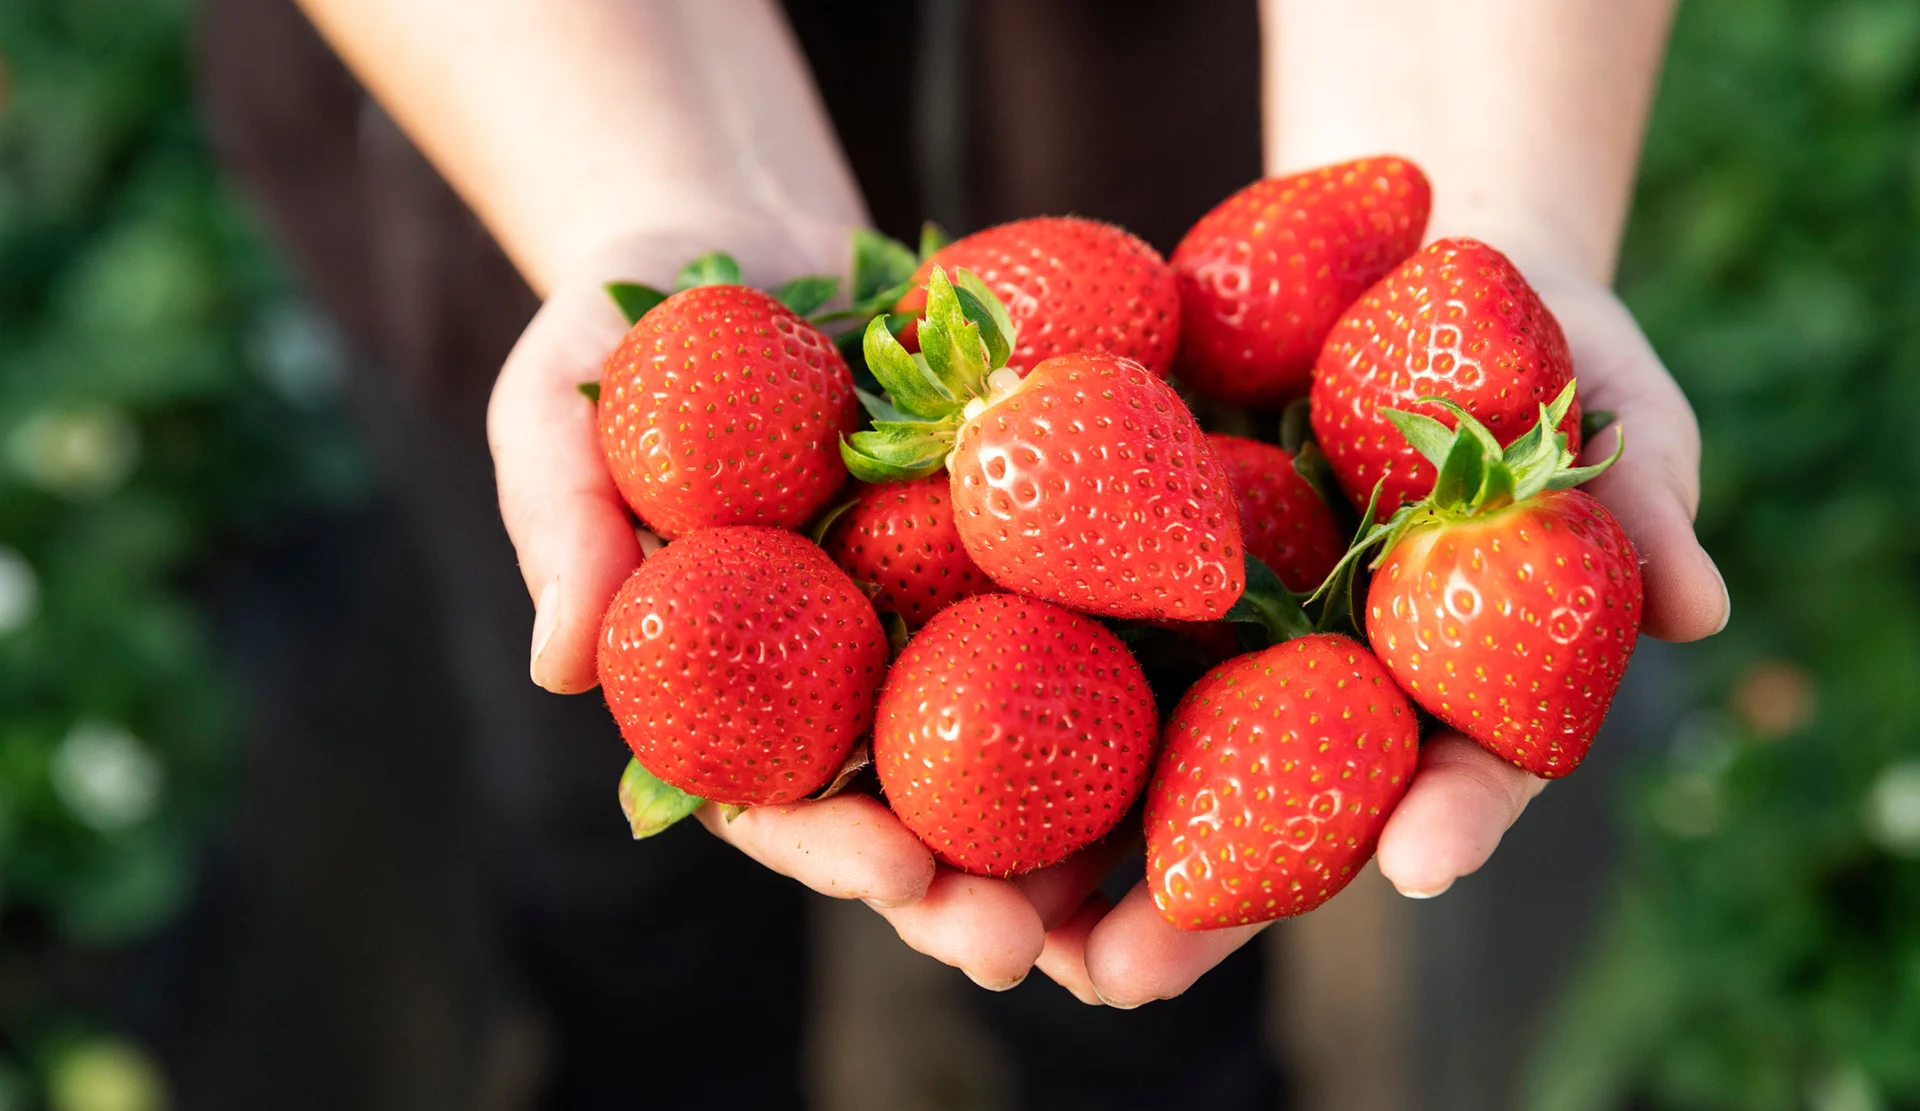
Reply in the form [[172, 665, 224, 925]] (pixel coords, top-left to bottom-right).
[[489, 217, 1057, 989], [1047, 270, 1732, 1009]]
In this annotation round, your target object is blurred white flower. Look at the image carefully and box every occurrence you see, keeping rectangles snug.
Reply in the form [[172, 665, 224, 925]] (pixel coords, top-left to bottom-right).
[[50, 721, 164, 833], [6, 408, 140, 498], [246, 302, 344, 408], [47, 1038, 170, 1111], [0, 545, 37, 635], [1864, 760, 1920, 858], [1807, 1062, 1884, 1111]]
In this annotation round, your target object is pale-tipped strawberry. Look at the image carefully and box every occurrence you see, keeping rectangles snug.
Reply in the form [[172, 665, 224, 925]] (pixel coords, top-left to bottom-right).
[[1172, 157, 1431, 408], [874, 594, 1159, 875], [895, 216, 1180, 378], [1146, 633, 1419, 929], [1339, 382, 1640, 778], [1207, 433, 1344, 593], [598, 527, 888, 806], [842, 267, 1245, 621], [599, 284, 857, 538], [819, 472, 990, 629], [1310, 237, 1579, 514]]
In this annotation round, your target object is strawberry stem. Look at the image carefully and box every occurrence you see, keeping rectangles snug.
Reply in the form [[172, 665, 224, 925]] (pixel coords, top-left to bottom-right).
[[618, 758, 704, 839]]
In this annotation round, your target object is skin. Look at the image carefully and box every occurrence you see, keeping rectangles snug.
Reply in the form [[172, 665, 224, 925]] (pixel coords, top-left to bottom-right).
[[298, 0, 1723, 1004]]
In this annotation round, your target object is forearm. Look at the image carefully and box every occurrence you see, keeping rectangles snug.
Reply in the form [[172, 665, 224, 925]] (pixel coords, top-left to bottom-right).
[[295, 0, 866, 292], [1263, 0, 1677, 284]]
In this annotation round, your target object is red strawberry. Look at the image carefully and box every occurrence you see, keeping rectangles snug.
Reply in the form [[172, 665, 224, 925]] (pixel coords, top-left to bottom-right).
[[874, 594, 1159, 875], [1206, 433, 1343, 593], [1146, 633, 1419, 929], [1172, 157, 1431, 407], [1310, 238, 1579, 514], [820, 471, 991, 629], [598, 526, 888, 806], [1368, 489, 1641, 778], [896, 217, 1180, 378], [1346, 383, 1641, 778], [948, 352, 1245, 620], [599, 284, 856, 538], [845, 269, 1246, 622]]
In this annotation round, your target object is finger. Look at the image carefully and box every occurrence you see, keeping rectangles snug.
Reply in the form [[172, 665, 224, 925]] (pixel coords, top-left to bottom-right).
[[1374, 734, 1547, 899], [1083, 880, 1266, 1009], [1547, 290, 1729, 643], [488, 284, 642, 694], [871, 868, 1047, 991], [1034, 894, 1111, 1005], [697, 793, 936, 907], [1012, 830, 1138, 931]]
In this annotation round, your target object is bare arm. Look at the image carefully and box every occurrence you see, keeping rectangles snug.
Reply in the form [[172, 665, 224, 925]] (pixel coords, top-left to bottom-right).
[[294, 0, 865, 292]]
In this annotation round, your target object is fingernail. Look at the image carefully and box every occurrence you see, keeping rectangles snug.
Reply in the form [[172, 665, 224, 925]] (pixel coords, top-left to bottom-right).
[[1093, 989, 1145, 1010], [1063, 984, 1106, 1007], [529, 579, 561, 688], [635, 527, 664, 558], [1710, 559, 1731, 635], [966, 970, 1027, 992], [861, 894, 918, 911], [1395, 879, 1454, 900]]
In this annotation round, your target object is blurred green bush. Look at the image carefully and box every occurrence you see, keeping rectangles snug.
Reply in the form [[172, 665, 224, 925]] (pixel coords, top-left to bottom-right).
[[0, 0, 360, 1103], [1527, 0, 1920, 1108]]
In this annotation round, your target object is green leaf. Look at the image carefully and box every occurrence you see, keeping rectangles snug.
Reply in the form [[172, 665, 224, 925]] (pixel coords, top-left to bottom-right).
[[618, 759, 704, 839], [883, 612, 912, 657], [1382, 407, 1459, 468], [1289, 440, 1343, 511], [1580, 407, 1619, 443], [1279, 398, 1313, 453], [919, 220, 953, 259], [1430, 429, 1487, 509], [805, 496, 862, 545], [1545, 424, 1627, 490], [676, 251, 744, 291], [774, 274, 841, 316], [841, 424, 949, 483], [851, 228, 919, 305], [862, 315, 962, 420], [952, 268, 1017, 366], [1542, 380, 1580, 431], [1415, 395, 1501, 458], [1476, 456, 1517, 510], [1314, 479, 1385, 635], [1222, 554, 1315, 648], [855, 387, 910, 424], [605, 281, 670, 325], [576, 381, 601, 404], [918, 267, 991, 396]]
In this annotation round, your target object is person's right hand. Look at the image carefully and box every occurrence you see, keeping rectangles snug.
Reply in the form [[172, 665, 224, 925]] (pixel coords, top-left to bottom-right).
[[488, 218, 1057, 990]]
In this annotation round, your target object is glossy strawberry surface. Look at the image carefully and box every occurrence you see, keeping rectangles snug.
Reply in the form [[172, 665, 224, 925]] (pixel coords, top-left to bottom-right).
[[1147, 633, 1418, 929], [875, 594, 1159, 875], [1310, 238, 1579, 513], [1172, 157, 1430, 407], [598, 527, 888, 805], [947, 352, 1245, 621], [896, 216, 1180, 378], [1366, 489, 1641, 778], [821, 472, 990, 629], [599, 285, 856, 538], [1206, 434, 1344, 593]]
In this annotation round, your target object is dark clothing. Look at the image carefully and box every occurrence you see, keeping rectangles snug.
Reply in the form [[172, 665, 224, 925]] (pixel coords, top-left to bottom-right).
[[192, 1, 1276, 1109]]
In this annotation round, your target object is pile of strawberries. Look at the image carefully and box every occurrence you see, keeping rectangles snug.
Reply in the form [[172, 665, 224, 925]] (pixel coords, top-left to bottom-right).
[[590, 156, 1642, 931]]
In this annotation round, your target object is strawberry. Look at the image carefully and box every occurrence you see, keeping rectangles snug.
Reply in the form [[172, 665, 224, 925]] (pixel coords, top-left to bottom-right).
[[1310, 237, 1580, 514], [1146, 633, 1419, 929], [874, 593, 1159, 875], [895, 216, 1180, 378], [1171, 156, 1431, 408], [599, 284, 857, 538], [1347, 383, 1640, 778], [1206, 433, 1343, 593], [598, 526, 889, 806], [843, 268, 1245, 621], [820, 471, 990, 629]]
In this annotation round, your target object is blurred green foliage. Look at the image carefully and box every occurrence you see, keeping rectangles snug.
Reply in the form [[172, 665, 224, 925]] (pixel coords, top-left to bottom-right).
[[0, 0, 360, 1100], [1527, 0, 1920, 1107]]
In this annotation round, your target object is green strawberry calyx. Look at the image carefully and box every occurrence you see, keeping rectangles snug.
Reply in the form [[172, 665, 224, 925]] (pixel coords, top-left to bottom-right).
[[837, 264, 1024, 482], [1311, 380, 1625, 596], [618, 758, 705, 839]]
